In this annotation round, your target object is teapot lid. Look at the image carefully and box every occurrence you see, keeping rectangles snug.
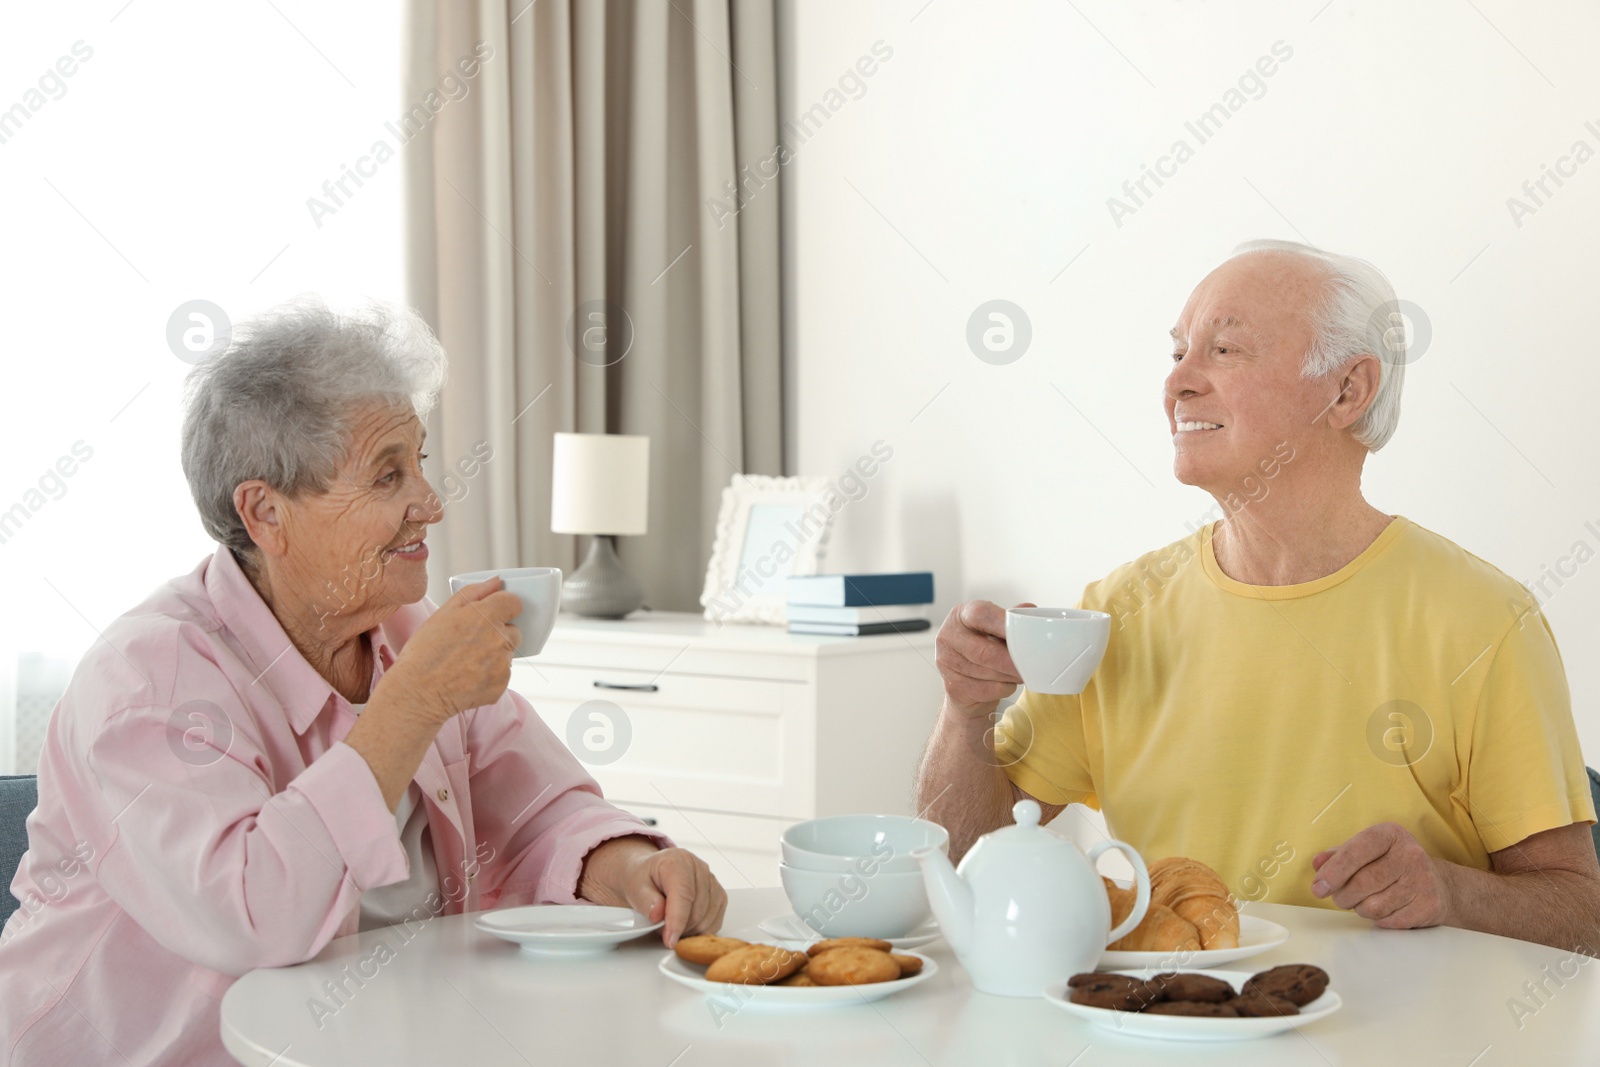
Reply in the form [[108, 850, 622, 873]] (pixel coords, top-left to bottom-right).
[[985, 799, 1064, 844]]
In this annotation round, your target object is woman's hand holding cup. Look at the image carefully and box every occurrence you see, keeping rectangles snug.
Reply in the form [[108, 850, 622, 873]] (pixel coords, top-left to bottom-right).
[[385, 577, 523, 724]]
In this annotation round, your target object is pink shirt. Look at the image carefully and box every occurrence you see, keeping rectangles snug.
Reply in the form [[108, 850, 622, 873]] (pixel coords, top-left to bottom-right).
[[0, 546, 669, 1065]]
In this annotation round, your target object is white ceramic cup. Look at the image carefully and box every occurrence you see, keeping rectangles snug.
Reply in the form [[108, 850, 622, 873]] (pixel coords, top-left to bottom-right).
[[448, 567, 563, 658], [780, 815, 950, 874], [778, 863, 932, 938], [1005, 607, 1111, 695]]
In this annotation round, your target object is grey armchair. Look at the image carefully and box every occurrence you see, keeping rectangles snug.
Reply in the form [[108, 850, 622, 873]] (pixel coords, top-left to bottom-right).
[[0, 775, 38, 928]]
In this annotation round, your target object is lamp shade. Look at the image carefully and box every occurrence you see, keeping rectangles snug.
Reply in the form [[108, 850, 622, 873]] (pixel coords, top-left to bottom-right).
[[551, 433, 649, 535]]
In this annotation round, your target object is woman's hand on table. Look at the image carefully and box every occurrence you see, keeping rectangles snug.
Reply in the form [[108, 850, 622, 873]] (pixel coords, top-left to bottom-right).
[[578, 836, 728, 947]]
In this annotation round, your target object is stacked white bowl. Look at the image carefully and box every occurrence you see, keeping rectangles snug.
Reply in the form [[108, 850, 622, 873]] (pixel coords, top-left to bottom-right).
[[777, 815, 949, 938]]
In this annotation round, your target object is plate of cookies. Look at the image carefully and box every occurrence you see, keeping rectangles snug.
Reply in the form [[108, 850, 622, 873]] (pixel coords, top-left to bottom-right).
[[660, 936, 936, 1008], [1045, 965, 1339, 1041], [1097, 857, 1289, 969]]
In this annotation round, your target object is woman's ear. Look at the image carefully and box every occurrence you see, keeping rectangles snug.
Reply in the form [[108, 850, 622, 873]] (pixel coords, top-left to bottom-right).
[[1324, 354, 1381, 432], [233, 481, 288, 559]]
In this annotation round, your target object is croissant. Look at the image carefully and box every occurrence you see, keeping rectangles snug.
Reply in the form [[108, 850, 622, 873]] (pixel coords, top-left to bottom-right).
[[1173, 894, 1241, 950], [1102, 876, 1136, 928], [1108, 903, 1200, 952], [1101, 856, 1240, 952]]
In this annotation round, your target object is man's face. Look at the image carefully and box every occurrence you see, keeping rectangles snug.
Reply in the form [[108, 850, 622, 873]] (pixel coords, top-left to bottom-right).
[[1164, 251, 1339, 495]]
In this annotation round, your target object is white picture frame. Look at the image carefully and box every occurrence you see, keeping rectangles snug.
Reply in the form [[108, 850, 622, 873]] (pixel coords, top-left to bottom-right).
[[700, 474, 837, 625]]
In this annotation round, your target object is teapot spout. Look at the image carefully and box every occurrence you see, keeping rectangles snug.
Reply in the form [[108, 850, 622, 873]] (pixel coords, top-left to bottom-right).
[[912, 843, 972, 958]]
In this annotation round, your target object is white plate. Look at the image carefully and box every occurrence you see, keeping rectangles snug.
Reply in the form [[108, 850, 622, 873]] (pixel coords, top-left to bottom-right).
[[659, 949, 936, 1009], [1044, 967, 1341, 1041], [756, 913, 942, 950], [474, 905, 663, 956], [1098, 914, 1290, 970]]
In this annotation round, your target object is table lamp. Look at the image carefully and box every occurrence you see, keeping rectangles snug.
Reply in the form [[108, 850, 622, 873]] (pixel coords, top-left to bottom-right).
[[551, 432, 650, 618]]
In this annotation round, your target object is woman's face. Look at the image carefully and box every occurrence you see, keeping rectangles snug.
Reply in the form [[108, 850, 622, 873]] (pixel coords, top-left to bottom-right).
[[276, 401, 442, 631]]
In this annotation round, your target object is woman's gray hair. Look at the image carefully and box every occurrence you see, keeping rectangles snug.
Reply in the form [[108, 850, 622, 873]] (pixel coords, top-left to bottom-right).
[[1228, 239, 1406, 452], [181, 297, 448, 554]]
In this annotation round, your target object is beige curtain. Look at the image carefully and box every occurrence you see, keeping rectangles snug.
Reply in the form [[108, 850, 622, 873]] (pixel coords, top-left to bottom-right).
[[404, 0, 784, 611]]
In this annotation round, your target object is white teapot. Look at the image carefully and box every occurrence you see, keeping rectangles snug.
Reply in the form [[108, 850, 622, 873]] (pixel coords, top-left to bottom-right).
[[913, 799, 1151, 997]]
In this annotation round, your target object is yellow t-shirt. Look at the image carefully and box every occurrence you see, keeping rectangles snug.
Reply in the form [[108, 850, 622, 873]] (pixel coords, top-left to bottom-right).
[[995, 516, 1595, 909]]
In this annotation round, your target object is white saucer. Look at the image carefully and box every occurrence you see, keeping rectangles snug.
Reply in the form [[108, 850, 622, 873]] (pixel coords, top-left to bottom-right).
[[756, 913, 942, 950], [474, 905, 663, 957], [1097, 914, 1290, 970], [659, 949, 936, 1009], [1044, 967, 1341, 1041]]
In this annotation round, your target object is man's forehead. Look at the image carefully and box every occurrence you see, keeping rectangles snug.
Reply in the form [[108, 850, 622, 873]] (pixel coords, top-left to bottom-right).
[[1170, 314, 1253, 342]]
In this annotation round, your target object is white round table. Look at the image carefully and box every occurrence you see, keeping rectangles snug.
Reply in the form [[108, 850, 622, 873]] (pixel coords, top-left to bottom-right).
[[222, 886, 1600, 1066]]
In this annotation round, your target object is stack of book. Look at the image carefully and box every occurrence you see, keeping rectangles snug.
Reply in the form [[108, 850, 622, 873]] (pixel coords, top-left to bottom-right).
[[784, 572, 935, 636]]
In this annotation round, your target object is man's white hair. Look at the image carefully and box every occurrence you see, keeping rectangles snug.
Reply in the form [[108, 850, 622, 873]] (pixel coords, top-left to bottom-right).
[[1228, 239, 1406, 452]]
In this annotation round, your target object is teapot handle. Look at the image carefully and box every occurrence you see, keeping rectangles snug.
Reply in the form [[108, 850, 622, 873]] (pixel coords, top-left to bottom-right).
[[1086, 838, 1152, 946]]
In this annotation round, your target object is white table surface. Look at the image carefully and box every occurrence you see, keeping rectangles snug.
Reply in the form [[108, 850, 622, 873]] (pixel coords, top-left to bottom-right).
[[221, 886, 1600, 1066]]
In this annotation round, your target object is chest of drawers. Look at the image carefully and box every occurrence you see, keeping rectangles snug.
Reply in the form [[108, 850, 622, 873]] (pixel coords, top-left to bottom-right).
[[509, 611, 943, 889]]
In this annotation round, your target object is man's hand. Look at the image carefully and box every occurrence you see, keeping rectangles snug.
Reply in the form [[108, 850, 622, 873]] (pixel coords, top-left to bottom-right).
[[578, 836, 727, 947], [1310, 822, 1451, 928], [935, 599, 1035, 718]]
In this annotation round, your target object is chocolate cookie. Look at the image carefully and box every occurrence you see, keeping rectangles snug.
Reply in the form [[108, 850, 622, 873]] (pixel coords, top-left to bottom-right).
[[1146, 1000, 1240, 1017], [1067, 974, 1156, 1011], [1243, 964, 1329, 1007], [1228, 990, 1300, 1017], [1067, 972, 1114, 987], [1148, 971, 1234, 1003]]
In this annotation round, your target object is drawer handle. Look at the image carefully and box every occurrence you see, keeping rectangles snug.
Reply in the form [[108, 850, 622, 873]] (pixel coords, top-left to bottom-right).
[[593, 681, 659, 692]]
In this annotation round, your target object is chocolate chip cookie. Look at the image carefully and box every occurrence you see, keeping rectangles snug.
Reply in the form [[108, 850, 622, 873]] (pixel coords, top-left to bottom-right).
[[1067, 974, 1156, 1011], [1148, 971, 1234, 1003], [1146, 1000, 1240, 1017], [1243, 964, 1329, 1007], [1228, 990, 1300, 1017]]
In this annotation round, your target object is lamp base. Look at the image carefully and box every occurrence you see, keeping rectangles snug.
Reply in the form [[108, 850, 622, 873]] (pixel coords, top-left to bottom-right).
[[563, 535, 644, 618]]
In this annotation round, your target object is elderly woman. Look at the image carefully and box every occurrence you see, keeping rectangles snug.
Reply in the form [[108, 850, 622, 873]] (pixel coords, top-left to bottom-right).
[[0, 301, 726, 1064]]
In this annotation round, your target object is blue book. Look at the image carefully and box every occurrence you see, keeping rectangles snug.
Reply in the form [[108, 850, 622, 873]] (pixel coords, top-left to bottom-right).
[[787, 618, 933, 636], [786, 603, 930, 625], [785, 572, 934, 607]]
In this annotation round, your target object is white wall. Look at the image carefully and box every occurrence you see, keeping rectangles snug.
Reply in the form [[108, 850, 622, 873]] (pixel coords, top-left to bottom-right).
[[778, 0, 1600, 759], [0, 2, 404, 772]]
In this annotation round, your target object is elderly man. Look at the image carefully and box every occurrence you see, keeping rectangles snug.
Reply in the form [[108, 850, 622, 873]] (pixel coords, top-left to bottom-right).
[[0, 300, 725, 1065], [917, 240, 1600, 952]]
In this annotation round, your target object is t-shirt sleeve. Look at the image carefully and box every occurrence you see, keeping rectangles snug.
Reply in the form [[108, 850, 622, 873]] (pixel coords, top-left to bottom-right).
[[995, 688, 1097, 808], [1463, 608, 1596, 854]]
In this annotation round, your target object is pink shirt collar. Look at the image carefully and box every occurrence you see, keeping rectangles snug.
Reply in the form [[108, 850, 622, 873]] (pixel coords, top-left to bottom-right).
[[202, 545, 399, 736]]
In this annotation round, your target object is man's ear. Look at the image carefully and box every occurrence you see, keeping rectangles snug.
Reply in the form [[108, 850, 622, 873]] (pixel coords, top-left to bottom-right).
[[233, 480, 288, 559], [1324, 354, 1382, 433]]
